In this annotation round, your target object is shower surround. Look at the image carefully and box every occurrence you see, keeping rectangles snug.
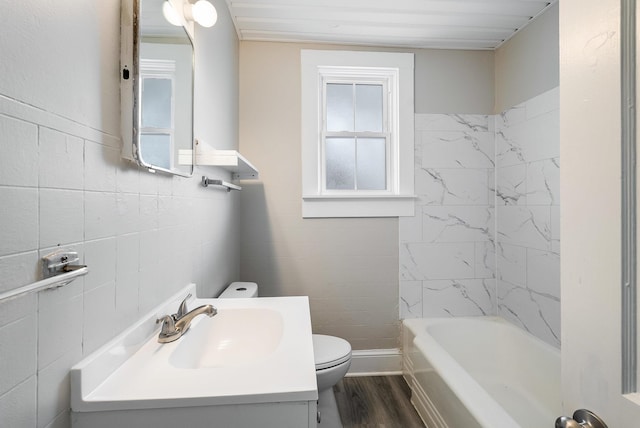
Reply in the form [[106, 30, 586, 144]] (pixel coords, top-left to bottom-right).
[[400, 87, 560, 347]]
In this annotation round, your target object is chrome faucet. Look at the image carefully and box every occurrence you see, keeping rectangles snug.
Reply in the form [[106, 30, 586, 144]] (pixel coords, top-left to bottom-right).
[[156, 294, 217, 343]]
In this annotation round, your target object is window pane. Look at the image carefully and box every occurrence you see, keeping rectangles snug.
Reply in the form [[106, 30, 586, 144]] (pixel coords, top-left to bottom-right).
[[355, 84, 383, 132], [140, 133, 171, 169], [142, 77, 172, 128], [357, 138, 386, 190], [326, 138, 355, 189], [326, 83, 353, 132]]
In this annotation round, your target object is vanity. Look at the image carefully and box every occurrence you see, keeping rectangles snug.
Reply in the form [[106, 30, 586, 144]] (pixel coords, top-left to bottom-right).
[[70, 284, 318, 428]]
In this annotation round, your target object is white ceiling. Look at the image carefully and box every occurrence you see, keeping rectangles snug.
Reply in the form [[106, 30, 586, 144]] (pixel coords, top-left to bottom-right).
[[224, 0, 557, 50]]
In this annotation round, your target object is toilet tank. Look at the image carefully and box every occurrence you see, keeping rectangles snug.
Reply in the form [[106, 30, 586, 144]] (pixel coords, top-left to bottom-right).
[[218, 282, 258, 298]]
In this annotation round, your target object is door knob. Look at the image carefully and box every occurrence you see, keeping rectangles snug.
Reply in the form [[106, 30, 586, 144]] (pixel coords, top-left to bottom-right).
[[555, 409, 608, 428]]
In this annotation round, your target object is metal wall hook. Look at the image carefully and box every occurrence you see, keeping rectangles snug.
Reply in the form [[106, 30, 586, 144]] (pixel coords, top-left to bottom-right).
[[555, 409, 608, 428]]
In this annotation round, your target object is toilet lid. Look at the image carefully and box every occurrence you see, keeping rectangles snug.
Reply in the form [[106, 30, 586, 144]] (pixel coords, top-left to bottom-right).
[[312, 334, 352, 370]]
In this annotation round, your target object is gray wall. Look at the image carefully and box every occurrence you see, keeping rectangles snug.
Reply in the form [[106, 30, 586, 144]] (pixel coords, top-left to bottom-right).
[[494, 3, 559, 113], [237, 41, 495, 350], [415, 49, 494, 114], [237, 3, 559, 350], [0, 0, 240, 426]]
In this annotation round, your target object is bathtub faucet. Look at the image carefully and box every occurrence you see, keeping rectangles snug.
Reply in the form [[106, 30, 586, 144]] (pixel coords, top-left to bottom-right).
[[156, 294, 217, 343]]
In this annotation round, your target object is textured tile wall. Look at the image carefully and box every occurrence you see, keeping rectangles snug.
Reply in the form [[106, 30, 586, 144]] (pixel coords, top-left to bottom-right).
[[400, 114, 496, 319], [0, 100, 238, 427], [400, 87, 560, 347], [496, 87, 560, 347]]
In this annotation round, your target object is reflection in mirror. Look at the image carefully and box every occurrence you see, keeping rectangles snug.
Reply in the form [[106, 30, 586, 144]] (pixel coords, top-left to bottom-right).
[[122, 0, 194, 176], [139, 0, 194, 175]]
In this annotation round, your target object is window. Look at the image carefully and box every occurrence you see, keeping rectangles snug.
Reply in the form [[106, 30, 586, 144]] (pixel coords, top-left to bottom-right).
[[324, 79, 387, 191], [301, 50, 415, 218]]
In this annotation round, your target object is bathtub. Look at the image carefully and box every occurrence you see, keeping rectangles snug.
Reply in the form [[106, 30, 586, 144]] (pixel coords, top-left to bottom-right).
[[402, 317, 561, 428]]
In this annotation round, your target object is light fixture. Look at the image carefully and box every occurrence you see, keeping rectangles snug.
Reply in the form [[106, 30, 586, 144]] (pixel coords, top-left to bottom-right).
[[162, 0, 217, 28], [162, 1, 182, 26], [190, 0, 217, 28]]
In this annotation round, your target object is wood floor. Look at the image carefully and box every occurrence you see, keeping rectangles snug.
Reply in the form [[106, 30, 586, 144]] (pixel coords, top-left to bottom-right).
[[333, 376, 426, 428]]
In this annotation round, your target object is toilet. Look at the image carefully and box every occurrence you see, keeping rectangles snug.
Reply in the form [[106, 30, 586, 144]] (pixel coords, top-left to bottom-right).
[[219, 282, 352, 427], [312, 334, 352, 392]]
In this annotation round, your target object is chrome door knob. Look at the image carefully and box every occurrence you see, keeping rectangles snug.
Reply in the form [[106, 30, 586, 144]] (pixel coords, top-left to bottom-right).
[[555, 409, 608, 428], [555, 416, 582, 428]]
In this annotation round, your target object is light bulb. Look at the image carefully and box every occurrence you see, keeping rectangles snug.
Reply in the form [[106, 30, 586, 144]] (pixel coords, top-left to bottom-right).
[[162, 1, 182, 26], [192, 0, 217, 28]]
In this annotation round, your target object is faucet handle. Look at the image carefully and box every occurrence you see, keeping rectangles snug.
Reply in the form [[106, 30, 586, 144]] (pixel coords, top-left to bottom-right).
[[175, 293, 192, 319], [156, 315, 177, 335]]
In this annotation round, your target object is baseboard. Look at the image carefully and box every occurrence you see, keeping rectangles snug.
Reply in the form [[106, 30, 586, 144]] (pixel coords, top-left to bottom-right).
[[346, 348, 403, 377]]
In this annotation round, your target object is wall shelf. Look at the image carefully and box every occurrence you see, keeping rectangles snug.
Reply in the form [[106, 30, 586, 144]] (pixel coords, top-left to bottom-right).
[[178, 142, 259, 180]]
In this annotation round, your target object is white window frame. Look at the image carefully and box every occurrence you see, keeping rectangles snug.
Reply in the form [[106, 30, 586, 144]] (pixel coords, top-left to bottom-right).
[[301, 50, 415, 218]]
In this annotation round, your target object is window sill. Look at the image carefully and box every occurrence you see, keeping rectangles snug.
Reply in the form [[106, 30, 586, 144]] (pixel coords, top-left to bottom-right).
[[302, 194, 416, 218]]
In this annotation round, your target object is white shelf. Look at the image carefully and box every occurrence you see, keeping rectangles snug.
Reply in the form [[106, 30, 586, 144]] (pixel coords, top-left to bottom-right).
[[198, 149, 259, 180], [178, 144, 259, 180]]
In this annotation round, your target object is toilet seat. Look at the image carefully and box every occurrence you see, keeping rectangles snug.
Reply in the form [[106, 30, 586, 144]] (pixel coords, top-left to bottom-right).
[[312, 334, 352, 370]]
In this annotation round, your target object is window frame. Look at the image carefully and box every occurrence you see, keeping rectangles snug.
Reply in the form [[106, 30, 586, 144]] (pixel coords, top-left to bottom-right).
[[301, 50, 415, 218]]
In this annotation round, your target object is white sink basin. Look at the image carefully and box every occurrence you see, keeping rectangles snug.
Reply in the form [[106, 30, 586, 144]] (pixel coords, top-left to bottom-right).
[[170, 307, 284, 368], [70, 285, 317, 414]]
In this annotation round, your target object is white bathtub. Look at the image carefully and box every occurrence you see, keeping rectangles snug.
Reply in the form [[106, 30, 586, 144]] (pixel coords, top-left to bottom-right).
[[402, 316, 561, 428]]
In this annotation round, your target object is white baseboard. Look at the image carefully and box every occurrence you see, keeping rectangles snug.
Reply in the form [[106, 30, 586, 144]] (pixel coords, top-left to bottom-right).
[[346, 348, 403, 377]]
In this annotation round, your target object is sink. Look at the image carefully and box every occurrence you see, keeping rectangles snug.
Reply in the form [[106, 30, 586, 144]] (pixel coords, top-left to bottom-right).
[[70, 284, 318, 424], [170, 308, 284, 368]]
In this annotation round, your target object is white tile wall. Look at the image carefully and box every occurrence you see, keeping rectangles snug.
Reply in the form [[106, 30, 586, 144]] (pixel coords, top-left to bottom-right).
[[39, 189, 84, 247], [0, 251, 39, 294], [400, 87, 560, 347], [37, 282, 83, 370], [0, 98, 239, 427], [0, 315, 37, 396], [2, 1, 240, 423], [39, 128, 84, 190], [422, 279, 494, 316], [0, 187, 39, 253], [0, 377, 37, 428], [401, 112, 496, 320], [0, 116, 38, 187], [496, 87, 560, 347]]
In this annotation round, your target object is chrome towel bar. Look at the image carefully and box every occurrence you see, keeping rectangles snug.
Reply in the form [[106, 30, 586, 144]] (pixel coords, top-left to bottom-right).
[[0, 266, 88, 303], [201, 176, 241, 192], [0, 248, 89, 303]]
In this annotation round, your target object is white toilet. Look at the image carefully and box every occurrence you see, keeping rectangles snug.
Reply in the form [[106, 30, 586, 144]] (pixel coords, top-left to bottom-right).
[[219, 282, 352, 427], [312, 334, 352, 391]]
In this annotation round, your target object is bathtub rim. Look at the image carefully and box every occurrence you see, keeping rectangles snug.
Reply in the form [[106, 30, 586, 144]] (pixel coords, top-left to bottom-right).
[[403, 316, 559, 428]]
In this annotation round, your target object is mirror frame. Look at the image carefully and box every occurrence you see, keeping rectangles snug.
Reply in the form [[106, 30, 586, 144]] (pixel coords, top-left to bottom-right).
[[120, 0, 195, 177]]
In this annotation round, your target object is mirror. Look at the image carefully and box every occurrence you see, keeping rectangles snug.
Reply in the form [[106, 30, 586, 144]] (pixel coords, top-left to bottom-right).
[[120, 0, 194, 177]]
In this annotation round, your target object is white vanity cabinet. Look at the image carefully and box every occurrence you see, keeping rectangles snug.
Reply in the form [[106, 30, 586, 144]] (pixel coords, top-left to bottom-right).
[[72, 401, 317, 428]]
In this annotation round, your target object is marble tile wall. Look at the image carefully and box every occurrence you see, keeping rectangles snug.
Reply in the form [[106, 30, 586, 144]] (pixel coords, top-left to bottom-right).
[[495, 87, 560, 347], [400, 114, 497, 319], [400, 87, 560, 348]]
